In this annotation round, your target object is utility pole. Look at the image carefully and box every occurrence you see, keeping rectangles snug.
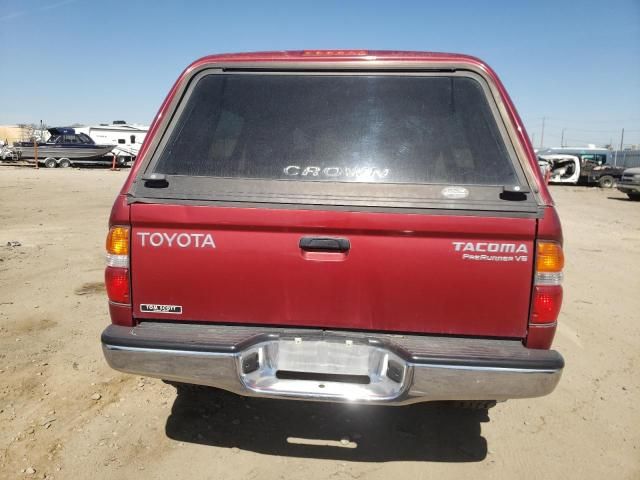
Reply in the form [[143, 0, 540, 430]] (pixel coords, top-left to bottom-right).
[[34, 134, 38, 170], [561, 128, 566, 148], [615, 128, 625, 167], [540, 117, 546, 149]]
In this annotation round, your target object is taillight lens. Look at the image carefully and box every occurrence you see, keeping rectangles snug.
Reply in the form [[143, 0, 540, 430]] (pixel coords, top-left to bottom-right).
[[106, 226, 129, 255], [105, 267, 130, 304], [528, 241, 564, 349], [105, 226, 130, 305], [535, 241, 564, 285], [530, 286, 563, 324]]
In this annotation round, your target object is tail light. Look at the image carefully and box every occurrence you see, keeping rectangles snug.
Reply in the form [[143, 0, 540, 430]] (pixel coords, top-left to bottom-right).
[[105, 266, 130, 304], [535, 241, 564, 280], [527, 240, 564, 349], [105, 226, 130, 305], [531, 286, 563, 323]]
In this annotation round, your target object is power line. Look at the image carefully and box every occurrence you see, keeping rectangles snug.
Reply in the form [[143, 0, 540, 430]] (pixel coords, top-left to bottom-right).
[[563, 137, 605, 144], [524, 115, 640, 125], [540, 124, 640, 133], [540, 131, 640, 141], [524, 118, 640, 131], [556, 116, 640, 124]]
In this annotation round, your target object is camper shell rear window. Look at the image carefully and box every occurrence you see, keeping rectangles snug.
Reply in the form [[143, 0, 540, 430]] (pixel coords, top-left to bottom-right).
[[135, 70, 535, 213]]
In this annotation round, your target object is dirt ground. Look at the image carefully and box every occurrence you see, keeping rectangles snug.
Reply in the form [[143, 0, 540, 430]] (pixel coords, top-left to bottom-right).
[[0, 166, 638, 480]]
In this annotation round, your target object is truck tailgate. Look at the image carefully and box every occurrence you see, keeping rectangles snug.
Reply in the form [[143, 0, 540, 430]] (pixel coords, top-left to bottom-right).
[[130, 203, 535, 338]]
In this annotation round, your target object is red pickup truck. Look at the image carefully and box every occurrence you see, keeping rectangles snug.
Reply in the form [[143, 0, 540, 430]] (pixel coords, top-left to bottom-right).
[[101, 51, 564, 407]]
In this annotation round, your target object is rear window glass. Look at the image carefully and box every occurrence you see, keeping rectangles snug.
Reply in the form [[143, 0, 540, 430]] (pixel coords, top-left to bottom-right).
[[154, 74, 518, 186]]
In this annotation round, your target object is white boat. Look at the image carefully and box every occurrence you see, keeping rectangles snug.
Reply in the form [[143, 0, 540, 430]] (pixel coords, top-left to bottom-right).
[[74, 121, 148, 162], [14, 127, 115, 167]]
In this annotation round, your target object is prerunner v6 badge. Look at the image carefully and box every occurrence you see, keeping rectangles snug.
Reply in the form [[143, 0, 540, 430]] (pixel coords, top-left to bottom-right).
[[140, 304, 183, 314]]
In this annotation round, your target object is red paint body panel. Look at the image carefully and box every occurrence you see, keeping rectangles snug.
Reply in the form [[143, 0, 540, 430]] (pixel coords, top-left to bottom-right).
[[526, 324, 557, 350], [108, 194, 130, 226], [536, 206, 563, 245], [130, 204, 536, 337], [108, 301, 133, 327]]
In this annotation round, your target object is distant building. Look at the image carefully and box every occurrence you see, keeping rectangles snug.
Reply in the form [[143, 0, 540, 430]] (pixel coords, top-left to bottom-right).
[[0, 125, 37, 144], [0, 125, 27, 145]]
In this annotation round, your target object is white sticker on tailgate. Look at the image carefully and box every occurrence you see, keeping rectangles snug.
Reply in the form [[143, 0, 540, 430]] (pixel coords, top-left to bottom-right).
[[140, 304, 183, 314]]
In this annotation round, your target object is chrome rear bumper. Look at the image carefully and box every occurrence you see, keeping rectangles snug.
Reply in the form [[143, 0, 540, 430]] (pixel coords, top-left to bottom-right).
[[102, 322, 563, 405]]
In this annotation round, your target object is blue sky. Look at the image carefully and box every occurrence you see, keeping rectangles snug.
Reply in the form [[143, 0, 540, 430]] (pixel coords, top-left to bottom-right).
[[1, 0, 639, 147]]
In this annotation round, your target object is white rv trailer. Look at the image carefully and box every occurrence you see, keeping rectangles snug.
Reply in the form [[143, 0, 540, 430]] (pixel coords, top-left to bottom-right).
[[74, 121, 148, 163]]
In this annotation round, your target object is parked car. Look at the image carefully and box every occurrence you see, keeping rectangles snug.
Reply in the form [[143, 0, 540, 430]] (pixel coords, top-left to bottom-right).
[[616, 167, 640, 200], [101, 51, 565, 409], [0, 144, 17, 161], [539, 154, 580, 185], [538, 148, 624, 188], [537, 157, 552, 184]]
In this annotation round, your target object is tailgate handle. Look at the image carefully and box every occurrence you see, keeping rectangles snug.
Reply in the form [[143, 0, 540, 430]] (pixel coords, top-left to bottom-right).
[[299, 237, 350, 252]]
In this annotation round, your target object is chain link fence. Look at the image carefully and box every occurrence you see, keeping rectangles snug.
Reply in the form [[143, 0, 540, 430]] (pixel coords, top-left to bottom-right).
[[612, 151, 640, 168]]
